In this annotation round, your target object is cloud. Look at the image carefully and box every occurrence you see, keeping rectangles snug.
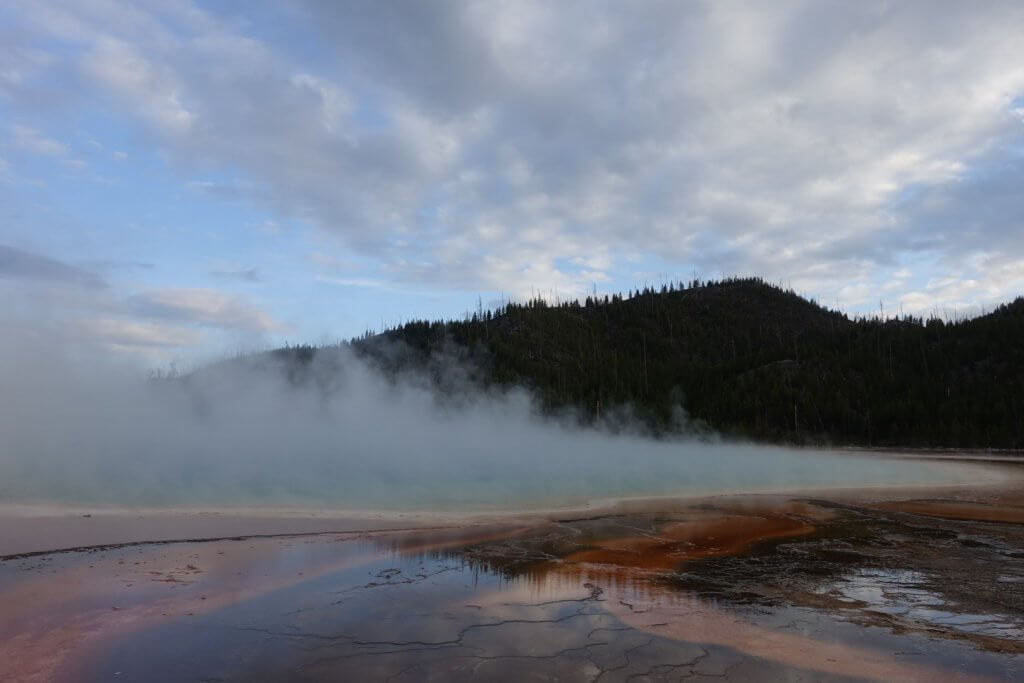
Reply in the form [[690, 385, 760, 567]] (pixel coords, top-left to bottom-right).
[[80, 259, 155, 273], [81, 37, 194, 135], [309, 251, 362, 271], [210, 266, 263, 283], [0, 244, 107, 289], [0, 246, 280, 358], [8, 124, 68, 157], [315, 275, 391, 290], [78, 317, 204, 349], [131, 288, 284, 333], [5, 0, 1024, 314]]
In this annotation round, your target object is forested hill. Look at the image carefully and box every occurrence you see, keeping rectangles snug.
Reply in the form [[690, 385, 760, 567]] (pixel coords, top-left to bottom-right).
[[285, 278, 1024, 448]]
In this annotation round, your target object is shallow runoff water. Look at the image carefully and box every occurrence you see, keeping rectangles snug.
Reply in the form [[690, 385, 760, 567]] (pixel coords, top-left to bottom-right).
[[4, 441, 1006, 513]]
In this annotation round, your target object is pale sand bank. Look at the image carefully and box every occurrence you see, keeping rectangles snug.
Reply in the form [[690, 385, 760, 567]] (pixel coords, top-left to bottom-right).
[[2, 483, 1022, 683], [2, 474, 1021, 559], [0, 507, 464, 558]]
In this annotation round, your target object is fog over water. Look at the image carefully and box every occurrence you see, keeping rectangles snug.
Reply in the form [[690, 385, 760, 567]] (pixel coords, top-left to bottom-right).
[[0, 334, 1001, 512]]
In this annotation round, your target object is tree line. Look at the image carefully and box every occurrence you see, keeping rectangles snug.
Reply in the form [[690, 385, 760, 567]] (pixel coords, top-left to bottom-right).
[[272, 277, 1024, 449]]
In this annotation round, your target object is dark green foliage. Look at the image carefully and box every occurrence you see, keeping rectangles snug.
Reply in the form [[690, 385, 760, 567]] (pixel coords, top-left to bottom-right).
[[283, 278, 1024, 448]]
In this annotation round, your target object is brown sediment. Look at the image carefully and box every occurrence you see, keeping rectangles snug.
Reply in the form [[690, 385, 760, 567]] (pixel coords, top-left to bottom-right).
[[458, 492, 1024, 656], [379, 524, 540, 555], [870, 499, 1024, 524], [561, 506, 816, 572], [450, 494, 1017, 682], [3, 486, 1024, 681], [0, 506, 821, 681]]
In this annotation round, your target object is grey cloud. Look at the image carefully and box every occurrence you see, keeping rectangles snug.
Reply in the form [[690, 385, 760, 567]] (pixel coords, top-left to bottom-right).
[[896, 140, 1024, 255], [0, 244, 107, 289], [0, 253, 278, 357], [300, 0, 503, 115], [289, 0, 1024, 297], [81, 259, 156, 272], [9, 0, 1024, 311]]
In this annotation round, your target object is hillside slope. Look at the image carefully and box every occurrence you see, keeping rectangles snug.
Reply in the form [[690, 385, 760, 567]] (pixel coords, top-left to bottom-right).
[[277, 278, 1024, 448]]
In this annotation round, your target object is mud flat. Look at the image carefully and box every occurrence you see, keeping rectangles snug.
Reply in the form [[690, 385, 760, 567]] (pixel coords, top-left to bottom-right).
[[2, 482, 1024, 681], [0, 504, 465, 559]]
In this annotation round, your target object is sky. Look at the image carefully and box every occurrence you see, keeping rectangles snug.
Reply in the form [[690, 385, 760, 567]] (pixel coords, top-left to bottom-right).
[[2, 0, 1024, 365]]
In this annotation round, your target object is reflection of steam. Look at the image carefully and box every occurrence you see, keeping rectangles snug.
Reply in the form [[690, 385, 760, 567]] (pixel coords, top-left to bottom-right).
[[0, 332, 1001, 511], [563, 511, 815, 570], [436, 502, 825, 589], [439, 504, 1004, 682]]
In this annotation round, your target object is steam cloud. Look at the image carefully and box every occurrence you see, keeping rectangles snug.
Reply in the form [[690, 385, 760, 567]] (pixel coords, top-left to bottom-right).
[[0, 331, 1000, 512]]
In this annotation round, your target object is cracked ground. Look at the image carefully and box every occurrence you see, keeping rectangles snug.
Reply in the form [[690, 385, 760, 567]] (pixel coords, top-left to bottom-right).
[[2, 489, 1024, 681]]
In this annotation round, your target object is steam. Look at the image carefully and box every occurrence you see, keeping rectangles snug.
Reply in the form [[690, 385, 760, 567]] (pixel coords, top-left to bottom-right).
[[0, 332, 1001, 512]]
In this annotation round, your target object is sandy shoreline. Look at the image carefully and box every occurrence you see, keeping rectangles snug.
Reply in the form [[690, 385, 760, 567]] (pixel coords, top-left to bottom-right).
[[0, 509, 459, 559], [2, 475, 1020, 559], [2, 449, 1017, 558], [2, 479, 1022, 682]]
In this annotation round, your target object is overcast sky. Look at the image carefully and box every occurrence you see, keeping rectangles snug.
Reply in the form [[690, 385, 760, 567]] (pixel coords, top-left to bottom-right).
[[2, 1, 1024, 364]]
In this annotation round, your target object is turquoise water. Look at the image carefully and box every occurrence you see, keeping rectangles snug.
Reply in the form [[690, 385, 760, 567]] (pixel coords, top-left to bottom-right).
[[3, 439, 1003, 512], [0, 349, 1009, 513]]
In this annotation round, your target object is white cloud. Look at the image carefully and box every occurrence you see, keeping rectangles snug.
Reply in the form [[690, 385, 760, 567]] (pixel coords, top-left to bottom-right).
[[133, 288, 284, 333], [82, 38, 194, 134], [310, 251, 362, 271], [80, 317, 204, 349], [0, 246, 284, 358], [9, 124, 68, 157], [0, 244, 107, 288], [6, 0, 1024, 318], [315, 275, 391, 290]]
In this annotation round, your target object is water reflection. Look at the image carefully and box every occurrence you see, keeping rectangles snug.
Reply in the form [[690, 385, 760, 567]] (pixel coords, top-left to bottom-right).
[[821, 567, 1024, 640], [3, 494, 1023, 682]]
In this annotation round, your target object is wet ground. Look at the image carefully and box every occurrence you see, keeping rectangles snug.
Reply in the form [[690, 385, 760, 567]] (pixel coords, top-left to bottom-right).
[[2, 487, 1023, 682]]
